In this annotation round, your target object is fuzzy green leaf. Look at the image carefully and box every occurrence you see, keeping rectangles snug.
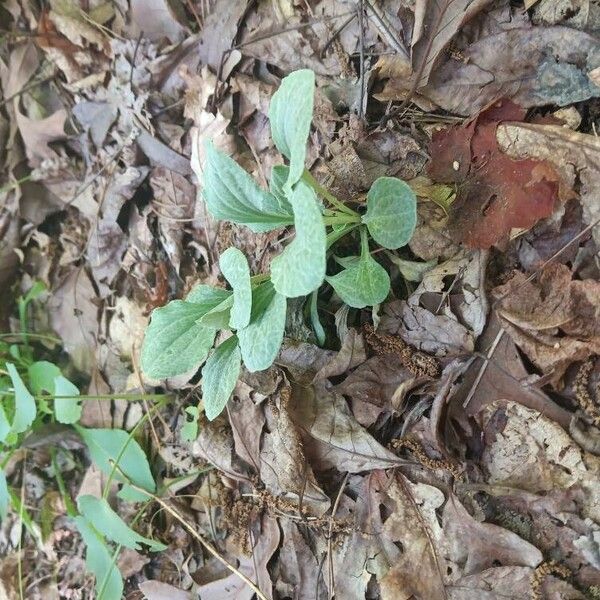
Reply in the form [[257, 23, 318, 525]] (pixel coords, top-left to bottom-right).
[[0, 405, 10, 444], [270, 182, 326, 298], [74, 516, 123, 600], [53, 375, 82, 424], [363, 177, 417, 249], [141, 301, 216, 379], [185, 284, 231, 307], [198, 295, 234, 329], [6, 363, 36, 434], [203, 141, 294, 232], [327, 229, 390, 308], [0, 470, 8, 521], [238, 283, 286, 372], [269, 165, 294, 210], [269, 70, 315, 189], [76, 426, 156, 501], [219, 248, 252, 329], [78, 495, 166, 551], [202, 336, 242, 421]]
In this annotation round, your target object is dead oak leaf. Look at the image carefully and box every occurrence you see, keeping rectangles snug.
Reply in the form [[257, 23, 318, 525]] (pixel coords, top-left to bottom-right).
[[429, 100, 562, 248], [493, 263, 600, 386]]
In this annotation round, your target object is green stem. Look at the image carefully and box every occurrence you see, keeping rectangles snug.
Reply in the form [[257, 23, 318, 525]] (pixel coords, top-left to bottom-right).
[[302, 170, 359, 218], [3, 392, 168, 402], [51, 448, 77, 517], [326, 223, 359, 249], [323, 214, 361, 227]]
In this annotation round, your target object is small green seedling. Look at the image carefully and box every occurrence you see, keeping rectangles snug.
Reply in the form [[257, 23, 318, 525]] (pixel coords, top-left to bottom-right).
[[0, 284, 165, 599], [141, 69, 417, 427]]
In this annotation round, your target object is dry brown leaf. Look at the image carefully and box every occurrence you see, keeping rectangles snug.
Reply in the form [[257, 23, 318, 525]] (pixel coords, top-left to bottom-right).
[[496, 122, 600, 247], [227, 381, 265, 471], [429, 101, 562, 248], [335, 356, 424, 427], [289, 382, 403, 472], [493, 263, 600, 386], [15, 108, 67, 164], [379, 299, 474, 357], [150, 167, 195, 274], [260, 396, 330, 516], [130, 0, 187, 43], [87, 166, 149, 296], [423, 26, 600, 115], [448, 315, 572, 429], [48, 269, 99, 373], [139, 580, 192, 600], [481, 400, 600, 522], [275, 520, 327, 600]]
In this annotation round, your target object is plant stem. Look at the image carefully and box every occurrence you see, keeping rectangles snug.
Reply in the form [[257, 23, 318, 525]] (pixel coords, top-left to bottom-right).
[[3, 392, 168, 402], [302, 170, 359, 218], [326, 223, 359, 249], [322, 214, 361, 226]]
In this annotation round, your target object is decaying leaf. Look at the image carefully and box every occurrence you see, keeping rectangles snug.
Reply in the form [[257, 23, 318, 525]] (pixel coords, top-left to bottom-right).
[[290, 382, 403, 472], [493, 263, 600, 386], [496, 121, 600, 247], [429, 101, 562, 248]]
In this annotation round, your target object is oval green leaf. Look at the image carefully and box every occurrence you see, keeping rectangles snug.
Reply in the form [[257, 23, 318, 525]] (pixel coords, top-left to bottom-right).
[[53, 375, 82, 424], [141, 300, 216, 379], [270, 181, 326, 298], [268, 69, 315, 190], [202, 336, 242, 421], [6, 363, 36, 434], [363, 177, 417, 249], [219, 248, 252, 329], [203, 141, 293, 232], [327, 250, 390, 309], [238, 282, 287, 372]]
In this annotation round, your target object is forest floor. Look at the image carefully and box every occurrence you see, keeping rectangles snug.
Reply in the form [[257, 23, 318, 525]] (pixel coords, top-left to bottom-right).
[[1, 1, 600, 599]]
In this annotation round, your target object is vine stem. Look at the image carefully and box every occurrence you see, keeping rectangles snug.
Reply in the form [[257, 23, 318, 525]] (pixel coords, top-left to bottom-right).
[[122, 479, 269, 600], [302, 170, 359, 218]]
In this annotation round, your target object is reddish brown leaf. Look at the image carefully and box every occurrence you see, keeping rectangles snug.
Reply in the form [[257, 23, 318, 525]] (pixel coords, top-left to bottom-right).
[[429, 100, 561, 248]]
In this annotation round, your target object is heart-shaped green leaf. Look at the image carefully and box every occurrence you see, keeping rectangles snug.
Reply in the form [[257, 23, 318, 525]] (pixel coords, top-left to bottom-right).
[[363, 177, 417, 249], [203, 141, 293, 232], [238, 282, 286, 372], [219, 248, 252, 329], [185, 284, 231, 306], [202, 336, 242, 421], [327, 230, 390, 308], [271, 181, 326, 298], [78, 495, 166, 551], [269, 70, 315, 190], [141, 300, 217, 379]]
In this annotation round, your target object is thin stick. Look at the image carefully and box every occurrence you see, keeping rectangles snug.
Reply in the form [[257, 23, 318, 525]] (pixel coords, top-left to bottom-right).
[[327, 472, 349, 599], [462, 328, 504, 409], [126, 482, 269, 600]]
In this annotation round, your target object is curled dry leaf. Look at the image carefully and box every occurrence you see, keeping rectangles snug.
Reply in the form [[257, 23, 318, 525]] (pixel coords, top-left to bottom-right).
[[289, 382, 403, 472], [260, 394, 330, 516], [493, 263, 600, 386], [429, 100, 562, 248]]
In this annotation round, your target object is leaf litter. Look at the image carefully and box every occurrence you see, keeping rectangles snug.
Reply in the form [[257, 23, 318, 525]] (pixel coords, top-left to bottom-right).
[[1, 1, 600, 599]]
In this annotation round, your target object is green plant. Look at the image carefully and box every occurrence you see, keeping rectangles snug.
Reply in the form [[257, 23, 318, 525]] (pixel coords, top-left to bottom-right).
[[141, 69, 417, 426], [0, 284, 166, 599]]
